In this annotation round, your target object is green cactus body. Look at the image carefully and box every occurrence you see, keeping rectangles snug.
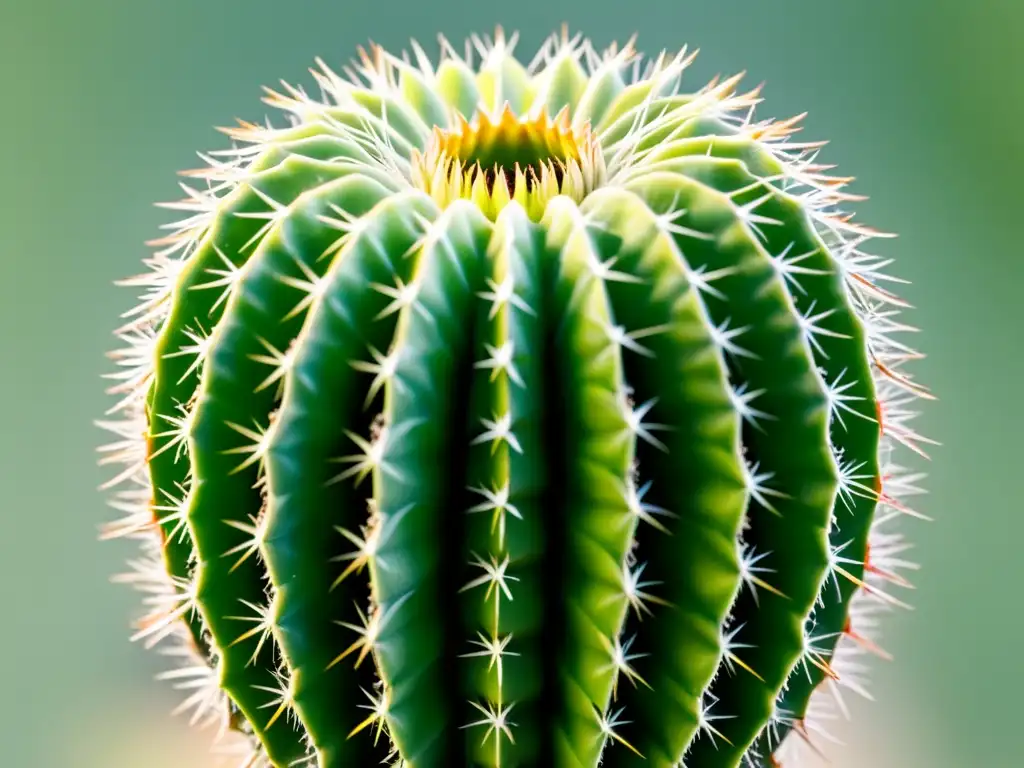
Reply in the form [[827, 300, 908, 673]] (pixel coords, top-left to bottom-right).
[[100, 28, 930, 768]]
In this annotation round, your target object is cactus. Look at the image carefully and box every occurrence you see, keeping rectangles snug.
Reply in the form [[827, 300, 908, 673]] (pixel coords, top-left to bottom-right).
[[99, 27, 930, 768]]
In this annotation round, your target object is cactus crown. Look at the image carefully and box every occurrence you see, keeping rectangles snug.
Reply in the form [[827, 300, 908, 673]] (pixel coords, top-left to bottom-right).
[[413, 104, 603, 219], [100, 26, 929, 768]]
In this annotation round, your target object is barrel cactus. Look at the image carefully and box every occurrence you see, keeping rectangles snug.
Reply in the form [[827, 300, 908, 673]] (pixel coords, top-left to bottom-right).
[[99, 27, 930, 768]]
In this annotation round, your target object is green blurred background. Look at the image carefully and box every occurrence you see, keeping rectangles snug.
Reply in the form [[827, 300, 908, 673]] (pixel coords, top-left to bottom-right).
[[1, 0, 1018, 765]]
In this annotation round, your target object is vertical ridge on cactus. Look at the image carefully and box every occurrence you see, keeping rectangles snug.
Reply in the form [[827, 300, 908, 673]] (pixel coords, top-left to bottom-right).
[[99, 26, 930, 768]]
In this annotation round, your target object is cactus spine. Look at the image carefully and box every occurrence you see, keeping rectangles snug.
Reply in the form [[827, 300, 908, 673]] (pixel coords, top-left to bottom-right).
[[100, 27, 930, 768]]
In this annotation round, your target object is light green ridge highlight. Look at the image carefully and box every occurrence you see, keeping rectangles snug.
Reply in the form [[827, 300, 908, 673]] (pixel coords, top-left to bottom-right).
[[542, 198, 639, 767], [595, 88, 696, 144], [368, 202, 492, 767], [436, 59, 483, 119], [537, 52, 589, 118], [262, 191, 439, 767], [579, 187, 748, 767], [476, 47, 534, 116], [398, 64, 453, 135], [572, 61, 627, 132], [459, 203, 548, 767], [346, 89, 430, 149]]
